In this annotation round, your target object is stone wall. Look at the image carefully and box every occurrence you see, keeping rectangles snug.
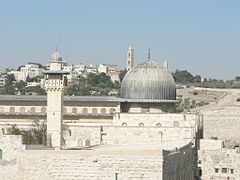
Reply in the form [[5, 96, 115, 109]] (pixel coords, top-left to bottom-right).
[[0, 161, 17, 180], [16, 142, 192, 180], [163, 143, 193, 180], [199, 144, 240, 180], [0, 135, 25, 161], [64, 125, 194, 148]]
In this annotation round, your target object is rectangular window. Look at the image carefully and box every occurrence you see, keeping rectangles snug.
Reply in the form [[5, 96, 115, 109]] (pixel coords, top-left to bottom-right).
[[222, 168, 227, 173], [230, 169, 234, 174], [214, 168, 219, 173]]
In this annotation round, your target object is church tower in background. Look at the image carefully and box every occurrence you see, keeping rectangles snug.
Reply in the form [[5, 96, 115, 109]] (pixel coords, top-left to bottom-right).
[[127, 43, 134, 71]]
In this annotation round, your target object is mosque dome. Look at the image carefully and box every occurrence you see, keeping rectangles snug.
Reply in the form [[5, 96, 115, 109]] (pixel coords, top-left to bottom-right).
[[51, 51, 62, 62], [120, 60, 176, 101]]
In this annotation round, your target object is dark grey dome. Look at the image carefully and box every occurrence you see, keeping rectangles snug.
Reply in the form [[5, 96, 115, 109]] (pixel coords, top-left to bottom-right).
[[120, 60, 176, 100]]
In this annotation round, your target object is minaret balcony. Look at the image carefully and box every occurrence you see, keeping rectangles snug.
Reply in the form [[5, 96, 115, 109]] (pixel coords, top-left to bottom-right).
[[44, 79, 65, 88]]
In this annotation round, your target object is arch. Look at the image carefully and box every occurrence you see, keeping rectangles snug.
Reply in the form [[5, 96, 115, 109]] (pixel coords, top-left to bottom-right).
[[82, 108, 88, 114], [20, 107, 25, 113], [72, 108, 77, 114], [92, 108, 98, 114], [41, 107, 46, 113], [30, 107, 36, 113], [109, 108, 115, 114], [156, 123, 161, 127], [122, 122, 127, 126], [139, 123, 144, 127], [101, 108, 107, 114], [234, 145, 240, 149], [77, 139, 83, 147], [85, 139, 91, 146], [173, 121, 179, 127], [9, 107, 15, 113]]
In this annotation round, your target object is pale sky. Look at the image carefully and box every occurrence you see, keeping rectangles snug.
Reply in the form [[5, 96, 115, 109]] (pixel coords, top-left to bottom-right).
[[0, 0, 240, 79]]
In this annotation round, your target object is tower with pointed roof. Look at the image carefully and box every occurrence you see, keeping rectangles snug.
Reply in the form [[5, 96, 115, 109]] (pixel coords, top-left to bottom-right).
[[44, 50, 68, 149], [163, 59, 168, 70], [127, 44, 134, 71]]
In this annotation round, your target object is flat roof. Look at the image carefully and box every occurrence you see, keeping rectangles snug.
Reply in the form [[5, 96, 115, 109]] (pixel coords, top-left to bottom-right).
[[0, 95, 177, 103]]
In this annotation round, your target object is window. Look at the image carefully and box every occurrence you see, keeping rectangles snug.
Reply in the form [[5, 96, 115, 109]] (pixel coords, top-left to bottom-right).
[[230, 169, 234, 174], [222, 168, 227, 173], [85, 139, 91, 146], [156, 123, 161, 127], [30, 107, 36, 113], [9, 107, 15, 113], [20, 107, 25, 113], [214, 168, 219, 173], [72, 108, 77, 114], [109, 108, 115, 114], [139, 123, 144, 127], [173, 121, 179, 127], [101, 108, 106, 114], [41, 107, 46, 113], [92, 108, 98, 114], [82, 108, 88, 114], [122, 122, 127, 126]]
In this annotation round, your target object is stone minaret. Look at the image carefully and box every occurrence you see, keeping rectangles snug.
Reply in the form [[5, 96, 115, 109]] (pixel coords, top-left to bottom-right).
[[44, 50, 68, 149], [127, 44, 134, 71]]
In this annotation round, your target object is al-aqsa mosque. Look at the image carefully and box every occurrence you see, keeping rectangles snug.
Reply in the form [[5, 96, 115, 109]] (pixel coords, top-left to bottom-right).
[[0, 46, 202, 179]]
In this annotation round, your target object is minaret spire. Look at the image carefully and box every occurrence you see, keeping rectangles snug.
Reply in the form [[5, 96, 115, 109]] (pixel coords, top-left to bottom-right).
[[126, 43, 134, 71], [163, 58, 168, 70], [148, 48, 151, 61]]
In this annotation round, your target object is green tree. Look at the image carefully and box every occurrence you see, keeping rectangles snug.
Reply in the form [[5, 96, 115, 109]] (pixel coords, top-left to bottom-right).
[[173, 70, 194, 84], [119, 69, 127, 82]]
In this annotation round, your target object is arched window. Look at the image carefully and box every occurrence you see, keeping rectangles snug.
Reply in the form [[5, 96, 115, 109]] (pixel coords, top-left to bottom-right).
[[78, 139, 83, 147], [156, 123, 161, 127], [122, 122, 127, 126], [173, 121, 179, 127], [85, 139, 91, 146], [20, 107, 25, 113], [9, 107, 15, 113], [30, 107, 36, 113], [41, 107, 46, 113], [92, 108, 98, 114], [139, 123, 144, 127], [82, 108, 88, 114], [72, 108, 77, 114], [109, 108, 115, 114], [101, 108, 106, 114]]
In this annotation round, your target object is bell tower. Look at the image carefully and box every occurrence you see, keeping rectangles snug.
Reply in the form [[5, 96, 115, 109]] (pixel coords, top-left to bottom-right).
[[44, 50, 68, 149], [127, 43, 134, 71]]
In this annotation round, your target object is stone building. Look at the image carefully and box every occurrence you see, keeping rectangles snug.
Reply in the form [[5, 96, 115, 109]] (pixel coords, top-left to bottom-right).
[[0, 50, 203, 179]]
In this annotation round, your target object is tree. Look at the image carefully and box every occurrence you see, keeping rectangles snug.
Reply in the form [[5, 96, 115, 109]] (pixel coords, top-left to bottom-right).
[[172, 70, 194, 84], [194, 75, 201, 83], [16, 80, 27, 94], [5, 74, 16, 86], [235, 76, 240, 81], [119, 69, 127, 82]]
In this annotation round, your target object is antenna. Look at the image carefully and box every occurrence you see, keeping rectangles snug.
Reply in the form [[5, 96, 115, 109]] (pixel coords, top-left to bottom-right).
[[148, 48, 151, 61]]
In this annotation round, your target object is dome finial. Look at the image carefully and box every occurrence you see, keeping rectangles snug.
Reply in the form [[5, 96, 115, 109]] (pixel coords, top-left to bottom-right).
[[148, 48, 151, 61]]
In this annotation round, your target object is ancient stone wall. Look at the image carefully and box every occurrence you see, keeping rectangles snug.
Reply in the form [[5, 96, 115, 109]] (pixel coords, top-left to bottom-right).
[[0, 135, 25, 161]]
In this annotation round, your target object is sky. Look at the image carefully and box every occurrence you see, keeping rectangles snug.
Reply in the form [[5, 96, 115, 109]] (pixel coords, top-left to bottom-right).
[[0, 0, 240, 80]]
